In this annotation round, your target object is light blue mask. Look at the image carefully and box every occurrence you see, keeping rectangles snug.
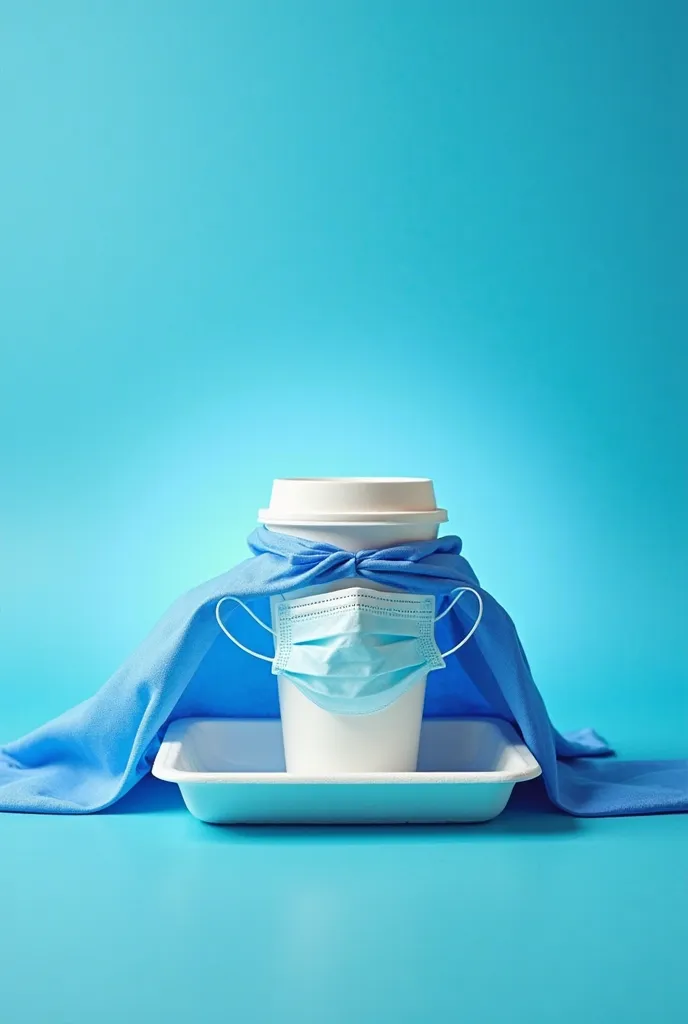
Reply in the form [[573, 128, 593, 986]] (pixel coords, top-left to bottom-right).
[[216, 585, 483, 715]]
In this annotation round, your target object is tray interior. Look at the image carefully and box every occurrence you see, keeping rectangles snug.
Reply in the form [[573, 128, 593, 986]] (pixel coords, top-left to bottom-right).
[[160, 718, 534, 777]]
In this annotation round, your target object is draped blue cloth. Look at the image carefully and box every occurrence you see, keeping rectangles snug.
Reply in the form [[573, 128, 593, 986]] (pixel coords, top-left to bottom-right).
[[1, 527, 686, 815]]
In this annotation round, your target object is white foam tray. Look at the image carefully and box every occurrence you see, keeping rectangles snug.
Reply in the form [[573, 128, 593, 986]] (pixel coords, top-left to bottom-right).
[[152, 717, 541, 824]]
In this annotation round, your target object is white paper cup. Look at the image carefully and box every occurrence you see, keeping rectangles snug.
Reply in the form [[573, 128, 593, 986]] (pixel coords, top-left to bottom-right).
[[259, 478, 446, 774]]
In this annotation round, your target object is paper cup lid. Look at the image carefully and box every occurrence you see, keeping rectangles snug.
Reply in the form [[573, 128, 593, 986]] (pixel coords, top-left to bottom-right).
[[258, 478, 448, 525]]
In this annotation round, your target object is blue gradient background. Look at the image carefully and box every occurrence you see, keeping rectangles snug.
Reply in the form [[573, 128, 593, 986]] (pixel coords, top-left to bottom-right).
[[0, 3, 686, 1023]]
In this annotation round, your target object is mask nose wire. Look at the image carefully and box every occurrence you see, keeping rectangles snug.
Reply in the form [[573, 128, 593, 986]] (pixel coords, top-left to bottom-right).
[[215, 596, 275, 662]]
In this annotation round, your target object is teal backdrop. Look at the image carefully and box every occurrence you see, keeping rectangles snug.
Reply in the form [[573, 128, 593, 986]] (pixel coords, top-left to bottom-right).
[[0, 3, 686, 1023]]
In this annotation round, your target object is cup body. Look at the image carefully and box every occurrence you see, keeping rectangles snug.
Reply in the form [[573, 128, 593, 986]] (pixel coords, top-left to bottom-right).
[[259, 479, 445, 774], [277, 674, 428, 774]]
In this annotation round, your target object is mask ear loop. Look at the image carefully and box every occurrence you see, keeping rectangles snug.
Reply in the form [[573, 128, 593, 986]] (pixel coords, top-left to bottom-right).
[[215, 596, 275, 662], [435, 587, 484, 658]]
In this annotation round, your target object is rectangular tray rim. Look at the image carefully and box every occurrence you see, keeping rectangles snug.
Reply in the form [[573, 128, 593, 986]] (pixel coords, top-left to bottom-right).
[[152, 716, 542, 787]]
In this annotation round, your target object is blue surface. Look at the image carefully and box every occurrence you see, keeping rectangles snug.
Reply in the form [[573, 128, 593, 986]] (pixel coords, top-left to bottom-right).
[[1, 1, 687, 1020], [1, 753, 687, 1024]]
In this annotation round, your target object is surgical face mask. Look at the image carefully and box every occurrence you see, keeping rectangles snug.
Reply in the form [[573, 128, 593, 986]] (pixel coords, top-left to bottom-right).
[[215, 586, 483, 715]]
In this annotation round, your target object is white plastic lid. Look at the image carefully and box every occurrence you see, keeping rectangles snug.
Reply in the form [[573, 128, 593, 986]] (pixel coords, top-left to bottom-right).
[[258, 478, 448, 525]]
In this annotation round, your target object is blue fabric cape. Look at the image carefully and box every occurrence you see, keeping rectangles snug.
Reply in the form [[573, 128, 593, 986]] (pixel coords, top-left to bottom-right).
[[1, 528, 686, 816]]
